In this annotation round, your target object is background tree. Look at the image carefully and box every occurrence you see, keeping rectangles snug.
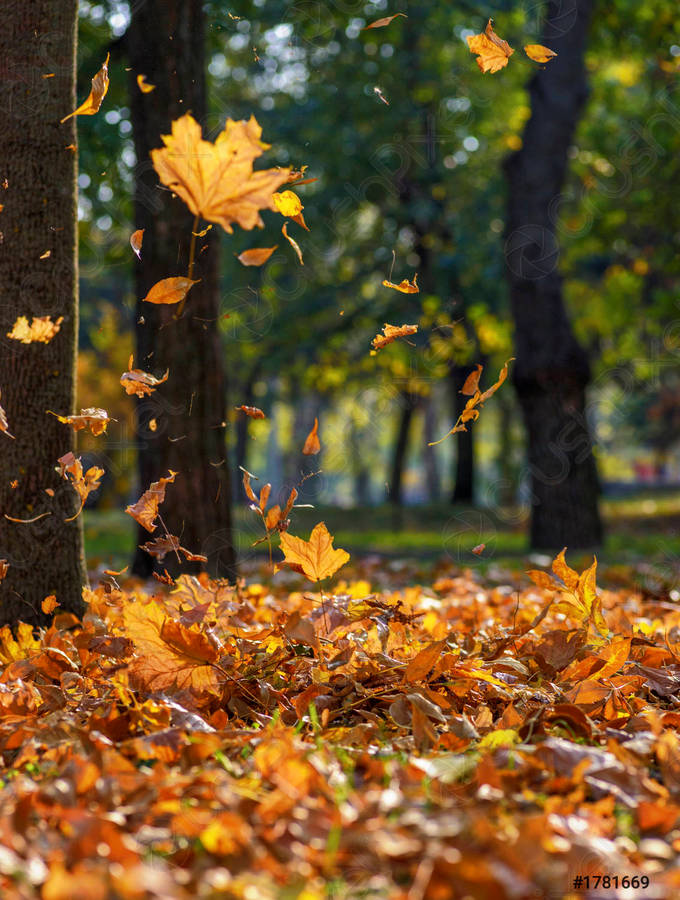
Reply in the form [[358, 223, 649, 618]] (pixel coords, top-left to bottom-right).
[[124, 0, 235, 577], [504, 0, 603, 549], [0, 0, 87, 626]]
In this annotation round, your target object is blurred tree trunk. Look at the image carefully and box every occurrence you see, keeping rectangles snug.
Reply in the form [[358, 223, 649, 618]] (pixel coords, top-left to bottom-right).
[[388, 393, 417, 505], [0, 0, 87, 627], [422, 396, 441, 501], [504, 0, 602, 549], [450, 364, 475, 504], [126, 0, 235, 577]]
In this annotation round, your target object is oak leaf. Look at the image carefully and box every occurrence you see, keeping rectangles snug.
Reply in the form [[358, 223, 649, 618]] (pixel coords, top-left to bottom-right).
[[371, 323, 418, 350], [151, 113, 290, 233], [237, 246, 277, 267], [382, 272, 418, 293], [126, 470, 177, 533], [142, 276, 199, 305], [278, 522, 349, 582], [61, 53, 110, 122], [7, 315, 63, 344], [47, 408, 114, 436], [120, 355, 169, 397], [524, 44, 558, 63], [302, 417, 321, 455], [467, 20, 514, 73]]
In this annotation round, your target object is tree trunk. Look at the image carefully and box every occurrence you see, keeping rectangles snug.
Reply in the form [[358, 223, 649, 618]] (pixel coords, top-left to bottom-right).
[[504, 0, 603, 550], [0, 0, 87, 627], [126, 1, 235, 578], [450, 365, 475, 504], [388, 394, 416, 505], [422, 395, 441, 502]]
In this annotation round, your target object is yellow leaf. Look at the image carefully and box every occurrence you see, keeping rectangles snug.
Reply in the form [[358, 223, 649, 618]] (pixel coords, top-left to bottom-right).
[[371, 323, 418, 351], [466, 20, 514, 74], [137, 73, 156, 93], [524, 44, 558, 63], [279, 522, 350, 582], [478, 729, 520, 750], [382, 273, 418, 293], [120, 357, 169, 397], [142, 276, 199, 305], [273, 190, 303, 217], [7, 315, 63, 344], [47, 407, 114, 436], [61, 53, 110, 122], [151, 113, 290, 234]]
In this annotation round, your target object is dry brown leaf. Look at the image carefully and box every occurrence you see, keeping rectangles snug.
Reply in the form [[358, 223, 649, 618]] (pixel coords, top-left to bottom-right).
[[282, 222, 304, 265], [235, 405, 266, 419], [371, 323, 418, 351], [524, 44, 558, 63], [430, 358, 514, 445], [151, 113, 290, 233], [278, 522, 349, 582], [140, 535, 206, 563], [56, 452, 104, 520], [382, 272, 418, 293], [237, 246, 278, 267], [120, 356, 169, 397], [363, 13, 407, 29], [47, 408, 114, 436], [137, 73, 156, 93], [41, 595, 59, 614], [126, 471, 178, 533], [61, 53, 110, 122], [7, 315, 64, 344], [406, 640, 447, 682], [273, 190, 303, 217], [302, 417, 321, 455], [130, 229, 144, 259], [461, 365, 483, 396], [142, 276, 199, 306], [467, 19, 514, 73]]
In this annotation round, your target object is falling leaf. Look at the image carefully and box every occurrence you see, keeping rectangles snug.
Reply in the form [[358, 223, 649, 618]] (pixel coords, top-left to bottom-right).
[[461, 365, 483, 396], [61, 53, 110, 122], [126, 471, 178, 533], [371, 323, 418, 351], [120, 356, 169, 398], [140, 535, 207, 563], [278, 522, 349, 582], [236, 405, 266, 419], [0, 560, 8, 581], [363, 13, 407, 29], [142, 276, 199, 306], [56, 452, 104, 520], [273, 190, 303, 217], [524, 44, 558, 63], [7, 315, 63, 344], [302, 417, 321, 455], [137, 73, 156, 93], [130, 229, 144, 259], [39, 250, 51, 259], [382, 272, 418, 293], [282, 222, 304, 265], [430, 358, 514, 444], [466, 19, 514, 74], [373, 86, 390, 106], [151, 113, 290, 234], [237, 246, 278, 267], [0, 393, 14, 439], [472, 543, 486, 556], [47, 408, 114, 436], [41, 595, 60, 614]]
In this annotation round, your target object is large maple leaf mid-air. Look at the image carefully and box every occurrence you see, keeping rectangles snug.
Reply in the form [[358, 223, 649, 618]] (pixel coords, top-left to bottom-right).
[[278, 522, 350, 582], [467, 19, 514, 73], [150, 113, 291, 233]]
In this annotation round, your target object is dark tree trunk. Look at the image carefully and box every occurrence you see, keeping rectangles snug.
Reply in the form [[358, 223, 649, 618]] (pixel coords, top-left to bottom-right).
[[450, 365, 475, 504], [388, 394, 416, 505], [0, 0, 87, 627], [126, 1, 235, 578], [504, 0, 602, 550], [422, 395, 441, 502]]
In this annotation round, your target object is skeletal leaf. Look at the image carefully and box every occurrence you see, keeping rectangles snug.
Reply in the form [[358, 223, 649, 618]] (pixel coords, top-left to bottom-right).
[[130, 229, 144, 259], [142, 277, 199, 305], [47, 408, 114, 436], [151, 113, 290, 233], [282, 222, 304, 265], [524, 44, 557, 63], [126, 471, 178, 533], [371, 323, 418, 351], [302, 417, 321, 455], [382, 273, 418, 293], [120, 356, 169, 397], [237, 246, 278, 267], [7, 315, 63, 344], [278, 522, 350, 582], [61, 53, 110, 122], [467, 19, 514, 73]]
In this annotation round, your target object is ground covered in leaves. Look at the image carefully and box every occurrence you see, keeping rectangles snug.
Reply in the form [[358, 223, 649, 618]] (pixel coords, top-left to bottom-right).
[[2, 556, 680, 899]]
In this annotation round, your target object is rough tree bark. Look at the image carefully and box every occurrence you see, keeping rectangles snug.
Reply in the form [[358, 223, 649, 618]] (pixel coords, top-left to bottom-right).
[[449, 364, 476, 504], [125, 1, 235, 577], [0, 0, 87, 627], [504, 0, 603, 549]]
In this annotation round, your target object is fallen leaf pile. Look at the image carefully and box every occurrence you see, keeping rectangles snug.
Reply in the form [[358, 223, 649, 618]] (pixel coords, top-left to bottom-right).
[[2, 552, 680, 897]]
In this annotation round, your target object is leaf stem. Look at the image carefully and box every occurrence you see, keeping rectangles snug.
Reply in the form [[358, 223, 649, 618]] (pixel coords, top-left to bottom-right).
[[176, 213, 200, 318]]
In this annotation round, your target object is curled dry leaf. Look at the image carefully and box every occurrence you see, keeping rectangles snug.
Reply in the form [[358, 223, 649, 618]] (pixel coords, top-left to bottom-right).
[[151, 113, 290, 234], [237, 246, 277, 267], [142, 276, 199, 305], [382, 272, 418, 293], [235, 405, 266, 419], [41, 595, 59, 614], [7, 315, 63, 344], [278, 522, 350, 582], [467, 19, 514, 73], [130, 229, 144, 259], [363, 13, 407, 29], [47, 408, 114, 436], [137, 73, 156, 92], [524, 44, 558, 63], [460, 365, 483, 396], [56, 452, 104, 521], [371, 323, 418, 351], [126, 470, 178, 533], [273, 190, 303, 217], [61, 53, 110, 122], [0, 393, 13, 439], [140, 535, 207, 563], [120, 355, 169, 397], [302, 417, 321, 455], [430, 358, 514, 445], [282, 222, 304, 265]]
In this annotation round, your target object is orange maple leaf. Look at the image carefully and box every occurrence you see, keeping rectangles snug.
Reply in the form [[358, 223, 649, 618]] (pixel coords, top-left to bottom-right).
[[7, 315, 63, 344], [47, 408, 114, 436], [151, 113, 290, 234], [278, 522, 349, 582], [120, 355, 169, 398], [126, 471, 177, 533], [467, 19, 514, 73]]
